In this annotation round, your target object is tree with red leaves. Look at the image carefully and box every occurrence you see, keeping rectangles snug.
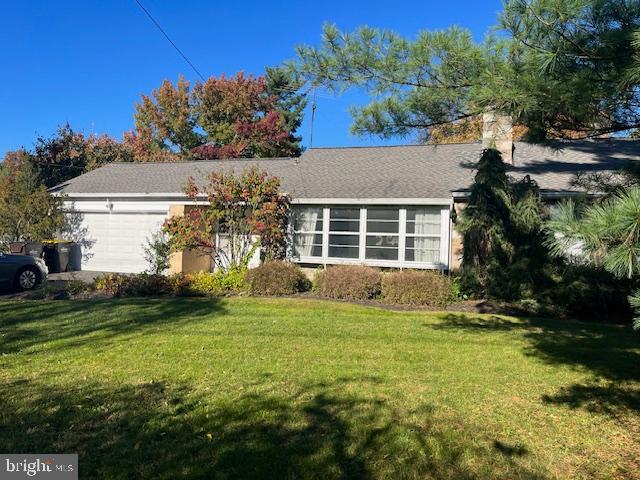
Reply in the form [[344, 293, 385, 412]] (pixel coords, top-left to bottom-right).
[[163, 167, 290, 271], [131, 68, 306, 161]]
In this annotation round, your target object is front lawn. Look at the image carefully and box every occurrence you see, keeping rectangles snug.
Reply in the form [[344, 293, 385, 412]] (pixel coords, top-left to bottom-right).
[[0, 298, 638, 479]]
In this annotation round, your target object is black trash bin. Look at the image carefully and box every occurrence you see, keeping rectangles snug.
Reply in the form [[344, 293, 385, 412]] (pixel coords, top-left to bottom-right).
[[43, 241, 75, 273], [68, 243, 82, 271]]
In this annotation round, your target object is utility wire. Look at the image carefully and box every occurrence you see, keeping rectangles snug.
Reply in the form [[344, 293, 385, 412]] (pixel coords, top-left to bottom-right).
[[132, 0, 206, 82]]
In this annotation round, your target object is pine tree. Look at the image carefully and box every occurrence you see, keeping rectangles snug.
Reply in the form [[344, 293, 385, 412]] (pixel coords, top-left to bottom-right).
[[293, 1, 640, 140], [545, 188, 640, 327]]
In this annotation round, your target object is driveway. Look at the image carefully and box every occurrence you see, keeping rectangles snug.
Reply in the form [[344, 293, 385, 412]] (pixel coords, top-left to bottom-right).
[[47, 271, 106, 283], [0, 271, 107, 298]]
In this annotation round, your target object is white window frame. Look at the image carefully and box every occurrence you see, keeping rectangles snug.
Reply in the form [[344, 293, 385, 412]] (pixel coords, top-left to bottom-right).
[[404, 206, 443, 266], [290, 203, 451, 270], [291, 206, 324, 260], [327, 206, 362, 261], [364, 207, 401, 263]]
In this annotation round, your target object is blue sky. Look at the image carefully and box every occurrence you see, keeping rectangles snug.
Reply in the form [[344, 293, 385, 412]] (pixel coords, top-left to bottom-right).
[[1, 0, 503, 156]]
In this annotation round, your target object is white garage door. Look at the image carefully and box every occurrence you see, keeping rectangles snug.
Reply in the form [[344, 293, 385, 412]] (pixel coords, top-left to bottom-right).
[[80, 212, 167, 273]]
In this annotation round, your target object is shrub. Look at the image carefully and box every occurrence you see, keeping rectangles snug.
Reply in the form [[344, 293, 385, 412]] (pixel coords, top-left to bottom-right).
[[314, 265, 382, 301], [542, 266, 632, 322], [245, 261, 310, 296], [188, 268, 246, 296], [66, 278, 94, 296], [95, 273, 132, 297], [95, 273, 178, 297], [381, 270, 453, 307], [143, 230, 171, 275], [166, 273, 194, 296]]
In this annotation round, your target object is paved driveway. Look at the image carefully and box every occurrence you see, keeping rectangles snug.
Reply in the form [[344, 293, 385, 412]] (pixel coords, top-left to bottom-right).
[[47, 271, 106, 283], [0, 271, 107, 298]]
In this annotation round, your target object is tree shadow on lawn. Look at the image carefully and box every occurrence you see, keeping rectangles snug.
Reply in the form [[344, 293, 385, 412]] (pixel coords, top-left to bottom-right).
[[0, 376, 547, 480], [433, 314, 640, 419], [0, 298, 225, 355]]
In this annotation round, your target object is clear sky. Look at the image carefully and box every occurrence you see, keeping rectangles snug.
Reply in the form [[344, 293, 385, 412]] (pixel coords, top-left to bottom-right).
[[1, 0, 503, 156]]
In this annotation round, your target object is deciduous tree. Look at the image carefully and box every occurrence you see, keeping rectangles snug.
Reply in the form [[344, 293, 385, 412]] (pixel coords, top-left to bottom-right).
[[0, 153, 64, 248], [27, 123, 131, 188], [163, 168, 290, 271], [132, 69, 306, 161]]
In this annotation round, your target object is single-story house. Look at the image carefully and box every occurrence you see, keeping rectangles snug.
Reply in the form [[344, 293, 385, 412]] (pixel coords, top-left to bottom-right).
[[53, 118, 640, 274]]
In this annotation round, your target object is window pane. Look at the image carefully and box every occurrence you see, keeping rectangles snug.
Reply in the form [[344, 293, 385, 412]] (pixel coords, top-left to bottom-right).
[[329, 234, 359, 246], [329, 246, 359, 258], [406, 237, 440, 263], [330, 220, 360, 232], [406, 207, 440, 235], [330, 208, 360, 220], [405, 248, 440, 263], [293, 233, 323, 258], [407, 207, 439, 222], [366, 220, 399, 234], [366, 235, 399, 248], [294, 244, 323, 257], [367, 207, 399, 221], [293, 208, 323, 231], [294, 233, 323, 246], [407, 222, 440, 235], [366, 247, 399, 261], [406, 237, 440, 249]]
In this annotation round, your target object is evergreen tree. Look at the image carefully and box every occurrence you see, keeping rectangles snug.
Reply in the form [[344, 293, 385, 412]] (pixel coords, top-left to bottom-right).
[[545, 188, 640, 327], [293, 1, 640, 140], [457, 149, 548, 299]]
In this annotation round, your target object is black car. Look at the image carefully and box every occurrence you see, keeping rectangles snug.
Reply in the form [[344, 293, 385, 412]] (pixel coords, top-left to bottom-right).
[[0, 253, 48, 291]]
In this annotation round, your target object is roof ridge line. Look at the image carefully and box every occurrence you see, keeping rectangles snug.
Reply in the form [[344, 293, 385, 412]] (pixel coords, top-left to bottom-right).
[[106, 157, 297, 166], [308, 142, 482, 150]]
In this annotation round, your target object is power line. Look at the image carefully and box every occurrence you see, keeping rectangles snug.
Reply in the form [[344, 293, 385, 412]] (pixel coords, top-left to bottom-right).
[[132, 0, 206, 82]]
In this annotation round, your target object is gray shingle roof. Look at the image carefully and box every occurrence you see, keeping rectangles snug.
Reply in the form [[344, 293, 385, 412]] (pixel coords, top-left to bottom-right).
[[55, 140, 640, 199]]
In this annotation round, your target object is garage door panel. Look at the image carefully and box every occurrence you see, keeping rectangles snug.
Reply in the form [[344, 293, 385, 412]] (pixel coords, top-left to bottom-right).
[[78, 211, 167, 273]]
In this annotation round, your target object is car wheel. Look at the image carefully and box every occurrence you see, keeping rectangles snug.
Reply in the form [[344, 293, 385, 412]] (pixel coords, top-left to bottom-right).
[[15, 267, 41, 291]]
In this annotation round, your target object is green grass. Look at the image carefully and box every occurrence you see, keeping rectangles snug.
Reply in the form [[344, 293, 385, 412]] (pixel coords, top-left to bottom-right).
[[0, 297, 638, 479]]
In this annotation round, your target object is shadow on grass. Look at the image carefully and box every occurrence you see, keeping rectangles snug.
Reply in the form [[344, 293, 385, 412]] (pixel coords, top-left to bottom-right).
[[0, 376, 547, 479], [542, 383, 640, 420], [434, 314, 640, 418], [0, 298, 224, 355]]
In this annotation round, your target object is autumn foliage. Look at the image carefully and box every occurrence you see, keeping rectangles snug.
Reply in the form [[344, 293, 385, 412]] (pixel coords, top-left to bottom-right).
[[163, 167, 290, 271], [130, 70, 305, 161]]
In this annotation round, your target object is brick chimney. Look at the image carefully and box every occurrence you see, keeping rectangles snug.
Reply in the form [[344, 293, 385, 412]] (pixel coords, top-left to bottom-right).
[[482, 112, 513, 164]]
